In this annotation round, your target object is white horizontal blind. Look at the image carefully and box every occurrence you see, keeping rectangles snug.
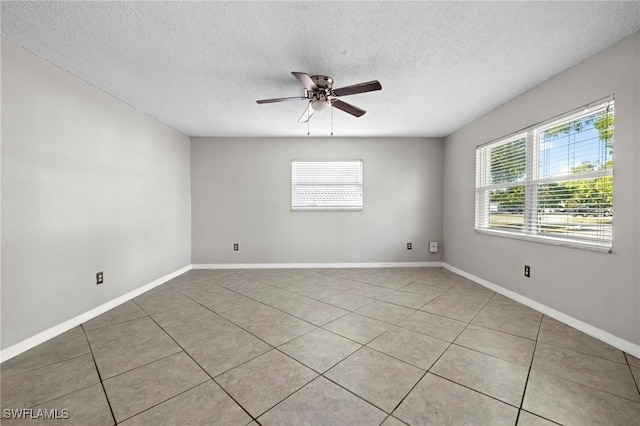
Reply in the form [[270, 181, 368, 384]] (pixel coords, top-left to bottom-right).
[[476, 98, 614, 251], [291, 160, 363, 211], [476, 134, 528, 233]]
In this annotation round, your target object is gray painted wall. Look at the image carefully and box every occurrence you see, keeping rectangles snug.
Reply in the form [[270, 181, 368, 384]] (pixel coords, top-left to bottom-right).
[[1, 40, 192, 349], [191, 137, 443, 264], [443, 33, 640, 345]]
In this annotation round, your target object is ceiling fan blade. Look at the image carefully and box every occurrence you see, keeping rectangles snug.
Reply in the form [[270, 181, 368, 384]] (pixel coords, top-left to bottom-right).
[[292, 72, 318, 91], [256, 96, 307, 104], [332, 80, 382, 97], [331, 99, 366, 117], [297, 103, 314, 123]]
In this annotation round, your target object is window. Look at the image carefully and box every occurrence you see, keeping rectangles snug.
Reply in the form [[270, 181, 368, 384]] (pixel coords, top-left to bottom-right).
[[475, 97, 614, 251], [291, 160, 363, 211]]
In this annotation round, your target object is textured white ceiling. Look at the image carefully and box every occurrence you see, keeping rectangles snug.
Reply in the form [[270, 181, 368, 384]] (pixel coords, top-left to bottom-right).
[[2, 1, 639, 137]]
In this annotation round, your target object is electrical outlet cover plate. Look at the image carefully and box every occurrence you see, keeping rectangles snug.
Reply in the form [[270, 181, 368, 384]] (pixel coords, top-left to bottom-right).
[[524, 265, 530, 277], [96, 272, 104, 285], [429, 241, 438, 253], [407, 243, 412, 250]]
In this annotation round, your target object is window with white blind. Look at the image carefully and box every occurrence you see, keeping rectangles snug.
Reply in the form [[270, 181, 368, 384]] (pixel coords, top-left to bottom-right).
[[291, 160, 363, 211], [475, 97, 614, 251]]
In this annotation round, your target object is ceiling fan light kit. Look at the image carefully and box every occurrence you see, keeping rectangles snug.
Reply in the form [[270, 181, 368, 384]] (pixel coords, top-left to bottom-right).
[[257, 71, 382, 133], [310, 100, 330, 112]]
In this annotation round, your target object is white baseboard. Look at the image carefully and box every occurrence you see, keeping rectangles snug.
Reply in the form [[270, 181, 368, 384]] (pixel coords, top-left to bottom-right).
[[442, 263, 640, 358], [192, 262, 443, 269], [0, 265, 193, 363]]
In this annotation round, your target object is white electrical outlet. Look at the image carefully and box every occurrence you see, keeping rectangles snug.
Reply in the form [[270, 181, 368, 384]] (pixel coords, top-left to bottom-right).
[[429, 241, 438, 253]]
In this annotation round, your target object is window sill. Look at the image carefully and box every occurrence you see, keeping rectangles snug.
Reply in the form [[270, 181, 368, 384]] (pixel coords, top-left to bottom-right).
[[475, 228, 612, 253]]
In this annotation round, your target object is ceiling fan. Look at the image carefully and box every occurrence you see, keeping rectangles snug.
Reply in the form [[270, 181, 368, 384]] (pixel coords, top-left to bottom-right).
[[256, 72, 382, 123]]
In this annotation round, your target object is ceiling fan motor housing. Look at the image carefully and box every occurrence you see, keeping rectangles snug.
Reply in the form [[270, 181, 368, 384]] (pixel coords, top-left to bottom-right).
[[306, 75, 333, 102], [311, 75, 333, 89]]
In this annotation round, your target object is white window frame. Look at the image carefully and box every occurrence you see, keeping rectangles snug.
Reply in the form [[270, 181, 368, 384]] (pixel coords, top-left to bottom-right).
[[291, 160, 364, 211], [475, 98, 614, 252]]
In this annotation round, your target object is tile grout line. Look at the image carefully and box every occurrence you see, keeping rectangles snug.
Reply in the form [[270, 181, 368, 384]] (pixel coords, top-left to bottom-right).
[[141, 310, 260, 425], [444, 342, 531, 369], [172, 273, 402, 370], [234, 272, 502, 420], [95, 348, 181, 381], [1, 369, 107, 414], [216, 271, 448, 324], [378, 413, 410, 426], [173, 285, 322, 356], [387, 287, 498, 420], [318, 345, 402, 415], [360, 328, 454, 372], [164, 271, 345, 411], [267, 279, 360, 301], [530, 342, 640, 404], [188, 279, 330, 329], [514, 312, 544, 425], [538, 340, 635, 365], [271, 334, 433, 421], [82, 313, 150, 334], [624, 353, 640, 396], [113, 381, 210, 424], [319, 294, 377, 311], [236, 363, 319, 423], [0, 351, 89, 383], [518, 409, 564, 425], [411, 276, 472, 308], [174, 273, 417, 352], [177, 273, 392, 382], [132, 287, 274, 419], [162, 273, 522, 400], [533, 328, 631, 365], [429, 371, 525, 409], [385, 369, 431, 418], [410, 281, 492, 322], [454, 321, 538, 342], [80, 324, 118, 426]]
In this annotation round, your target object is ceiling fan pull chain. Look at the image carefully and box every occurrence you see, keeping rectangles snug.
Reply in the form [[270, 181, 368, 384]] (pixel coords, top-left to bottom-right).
[[331, 102, 334, 136], [307, 107, 310, 136]]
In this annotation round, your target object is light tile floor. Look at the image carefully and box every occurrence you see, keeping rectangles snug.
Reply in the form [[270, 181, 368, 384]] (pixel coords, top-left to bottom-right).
[[2, 268, 639, 425]]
